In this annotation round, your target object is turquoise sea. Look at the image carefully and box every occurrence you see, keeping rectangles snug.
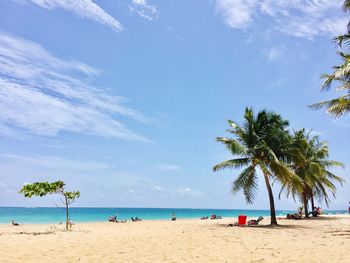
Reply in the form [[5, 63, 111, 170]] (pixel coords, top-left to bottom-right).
[[0, 207, 347, 224]]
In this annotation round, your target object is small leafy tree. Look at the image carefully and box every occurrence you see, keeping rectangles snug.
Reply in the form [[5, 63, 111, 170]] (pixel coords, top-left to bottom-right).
[[19, 181, 80, 230]]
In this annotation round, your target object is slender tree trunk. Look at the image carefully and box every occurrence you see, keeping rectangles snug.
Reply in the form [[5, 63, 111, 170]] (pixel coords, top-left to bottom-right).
[[303, 191, 309, 218], [65, 196, 69, 230], [310, 191, 315, 212], [263, 173, 278, 225]]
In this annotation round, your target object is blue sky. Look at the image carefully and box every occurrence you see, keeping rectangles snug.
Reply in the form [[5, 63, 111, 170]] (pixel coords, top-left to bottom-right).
[[0, 0, 349, 210]]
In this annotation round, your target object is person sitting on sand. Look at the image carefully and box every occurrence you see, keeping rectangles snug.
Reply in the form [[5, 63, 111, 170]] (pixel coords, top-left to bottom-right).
[[247, 216, 264, 226], [11, 220, 20, 226], [171, 212, 176, 221], [210, 214, 217, 220], [200, 216, 208, 220], [286, 212, 302, 220], [308, 207, 318, 217], [316, 207, 322, 215], [109, 215, 117, 222]]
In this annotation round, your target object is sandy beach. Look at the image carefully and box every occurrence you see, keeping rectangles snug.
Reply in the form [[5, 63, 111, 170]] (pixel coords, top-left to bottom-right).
[[0, 214, 349, 263]]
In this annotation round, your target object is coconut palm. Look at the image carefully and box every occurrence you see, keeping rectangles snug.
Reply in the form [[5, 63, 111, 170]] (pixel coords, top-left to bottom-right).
[[213, 108, 299, 225], [309, 0, 350, 117], [279, 130, 344, 217], [344, 0, 350, 12], [309, 52, 350, 117]]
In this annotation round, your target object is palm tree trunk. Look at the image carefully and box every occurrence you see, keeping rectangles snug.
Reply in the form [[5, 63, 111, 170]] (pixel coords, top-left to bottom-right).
[[310, 191, 315, 211], [303, 191, 309, 218], [263, 173, 278, 225]]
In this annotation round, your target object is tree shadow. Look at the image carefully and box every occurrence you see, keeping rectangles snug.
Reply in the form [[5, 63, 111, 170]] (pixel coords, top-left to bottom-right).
[[215, 223, 308, 230], [16, 231, 56, 236]]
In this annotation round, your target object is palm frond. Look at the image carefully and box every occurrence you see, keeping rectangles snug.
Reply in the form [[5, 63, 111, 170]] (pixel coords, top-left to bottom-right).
[[216, 137, 246, 155], [232, 165, 258, 204], [309, 96, 350, 117], [213, 158, 249, 172]]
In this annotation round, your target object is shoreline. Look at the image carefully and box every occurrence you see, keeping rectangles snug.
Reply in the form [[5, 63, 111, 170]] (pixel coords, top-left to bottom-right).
[[1, 206, 347, 225], [1, 213, 348, 226]]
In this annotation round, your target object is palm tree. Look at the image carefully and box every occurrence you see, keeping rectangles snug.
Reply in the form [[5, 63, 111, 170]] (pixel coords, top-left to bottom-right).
[[279, 130, 344, 217], [309, 0, 350, 117], [213, 108, 299, 225], [309, 53, 350, 117], [344, 0, 350, 12]]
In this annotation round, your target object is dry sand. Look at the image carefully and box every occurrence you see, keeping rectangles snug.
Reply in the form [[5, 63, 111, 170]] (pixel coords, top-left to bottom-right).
[[0, 214, 349, 263]]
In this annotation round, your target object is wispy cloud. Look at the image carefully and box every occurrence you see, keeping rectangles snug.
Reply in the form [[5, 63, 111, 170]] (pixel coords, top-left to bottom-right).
[[176, 187, 203, 197], [154, 185, 168, 192], [150, 164, 181, 172], [0, 154, 109, 172], [153, 185, 203, 197], [215, 0, 257, 29], [129, 0, 159, 21], [19, 0, 123, 31], [214, 0, 347, 39], [331, 115, 350, 128], [264, 46, 285, 62], [0, 32, 149, 142]]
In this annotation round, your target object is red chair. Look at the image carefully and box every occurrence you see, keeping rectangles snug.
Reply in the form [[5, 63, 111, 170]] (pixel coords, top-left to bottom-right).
[[238, 215, 247, 226]]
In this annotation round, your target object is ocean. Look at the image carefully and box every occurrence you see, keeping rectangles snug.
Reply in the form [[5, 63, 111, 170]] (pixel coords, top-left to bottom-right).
[[0, 207, 347, 224]]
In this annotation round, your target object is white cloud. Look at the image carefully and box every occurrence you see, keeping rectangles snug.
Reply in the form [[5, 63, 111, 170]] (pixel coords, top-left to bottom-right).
[[0, 32, 149, 142], [152, 185, 203, 197], [177, 187, 191, 193], [21, 0, 123, 31], [154, 185, 167, 192], [177, 187, 203, 197], [264, 46, 285, 62], [214, 0, 348, 39], [129, 0, 159, 21], [215, 0, 257, 29]]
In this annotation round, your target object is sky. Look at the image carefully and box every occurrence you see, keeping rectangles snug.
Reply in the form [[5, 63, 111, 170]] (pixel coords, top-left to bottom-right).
[[0, 0, 349, 210]]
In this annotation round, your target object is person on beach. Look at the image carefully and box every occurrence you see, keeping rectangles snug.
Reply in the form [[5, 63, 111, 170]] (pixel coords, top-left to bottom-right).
[[348, 202, 350, 214], [68, 219, 74, 229], [309, 207, 318, 217], [171, 212, 176, 221], [11, 220, 20, 226], [316, 207, 322, 215]]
